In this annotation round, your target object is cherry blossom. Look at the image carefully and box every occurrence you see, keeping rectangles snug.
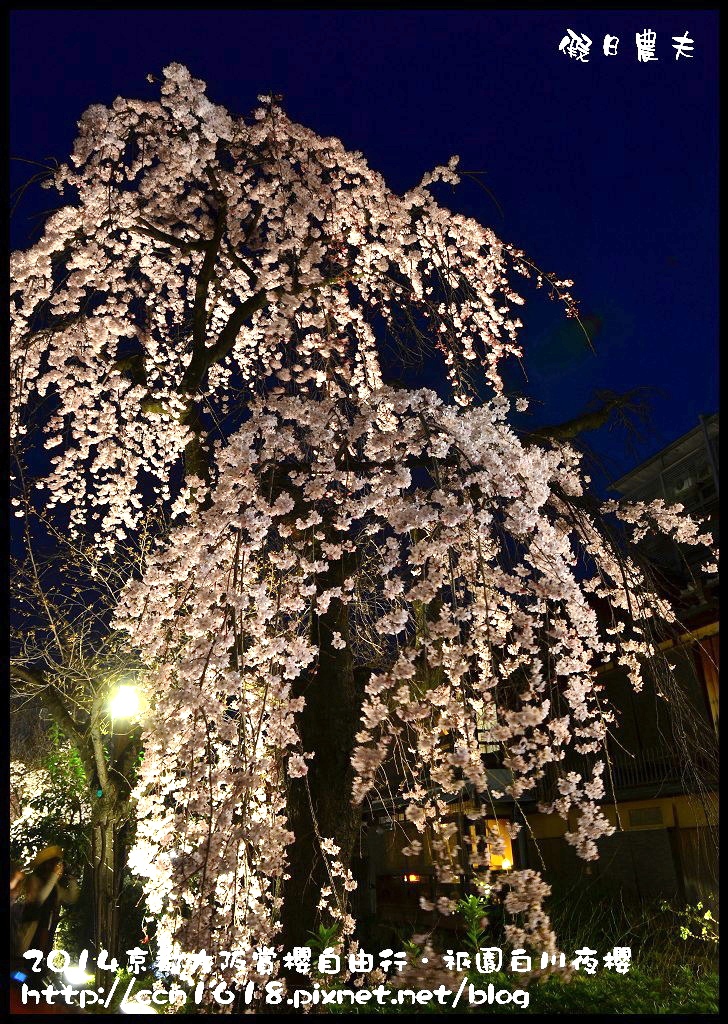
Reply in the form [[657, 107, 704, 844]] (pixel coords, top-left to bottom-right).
[[11, 64, 715, 998]]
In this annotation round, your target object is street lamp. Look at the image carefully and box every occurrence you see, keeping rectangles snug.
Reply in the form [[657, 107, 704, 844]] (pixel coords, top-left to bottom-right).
[[109, 683, 141, 721], [102, 680, 143, 798], [64, 966, 95, 986]]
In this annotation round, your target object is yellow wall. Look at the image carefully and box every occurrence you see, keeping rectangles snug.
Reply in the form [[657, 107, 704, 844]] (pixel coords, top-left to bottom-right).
[[526, 792, 718, 838]]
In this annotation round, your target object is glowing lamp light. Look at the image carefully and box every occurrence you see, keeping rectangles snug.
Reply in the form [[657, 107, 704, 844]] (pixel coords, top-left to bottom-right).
[[109, 684, 141, 721], [501, 858, 512, 870], [404, 873, 423, 883], [63, 966, 94, 986]]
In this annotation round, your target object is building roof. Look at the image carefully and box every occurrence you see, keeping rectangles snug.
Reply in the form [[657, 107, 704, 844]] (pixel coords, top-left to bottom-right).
[[612, 413, 718, 498]]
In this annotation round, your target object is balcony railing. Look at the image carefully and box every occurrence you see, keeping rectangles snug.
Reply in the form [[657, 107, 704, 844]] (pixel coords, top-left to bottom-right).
[[535, 744, 717, 803], [610, 745, 718, 791], [609, 745, 683, 789]]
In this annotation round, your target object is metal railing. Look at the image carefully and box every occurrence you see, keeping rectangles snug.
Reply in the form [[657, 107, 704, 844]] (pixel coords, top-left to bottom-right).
[[534, 743, 716, 803], [609, 745, 683, 789]]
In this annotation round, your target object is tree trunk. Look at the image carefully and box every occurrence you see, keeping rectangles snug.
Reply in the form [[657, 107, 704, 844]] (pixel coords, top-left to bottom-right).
[[279, 590, 364, 961], [90, 789, 127, 985]]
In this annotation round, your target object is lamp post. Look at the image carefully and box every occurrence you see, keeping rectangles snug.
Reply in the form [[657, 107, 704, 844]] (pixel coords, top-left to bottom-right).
[[108, 680, 143, 773], [90, 676, 144, 981]]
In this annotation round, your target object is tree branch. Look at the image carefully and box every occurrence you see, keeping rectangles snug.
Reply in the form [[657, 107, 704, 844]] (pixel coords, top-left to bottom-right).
[[527, 391, 645, 442], [191, 206, 228, 355], [131, 219, 207, 253], [11, 665, 96, 779]]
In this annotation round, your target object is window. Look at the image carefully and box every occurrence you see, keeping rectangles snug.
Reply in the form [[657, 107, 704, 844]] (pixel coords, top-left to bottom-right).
[[467, 818, 513, 870], [474, 703, 500, 756], [627, 805, 664, 829]]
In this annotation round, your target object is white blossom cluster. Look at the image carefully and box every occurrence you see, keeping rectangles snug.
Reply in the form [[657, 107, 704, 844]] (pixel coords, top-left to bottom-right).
[[10, 759, 90, 864], [11, 64, 545, 551], [117, 385, 710, 972], [10, 64, 715, 994]]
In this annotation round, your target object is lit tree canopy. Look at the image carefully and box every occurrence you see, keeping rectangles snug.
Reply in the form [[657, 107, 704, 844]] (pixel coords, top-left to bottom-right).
[[12, 62, 572, 539], [11, 64, 715, 996]]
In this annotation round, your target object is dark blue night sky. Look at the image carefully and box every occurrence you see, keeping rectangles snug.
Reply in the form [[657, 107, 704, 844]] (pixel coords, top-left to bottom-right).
[[10, 10, 718, 488]]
